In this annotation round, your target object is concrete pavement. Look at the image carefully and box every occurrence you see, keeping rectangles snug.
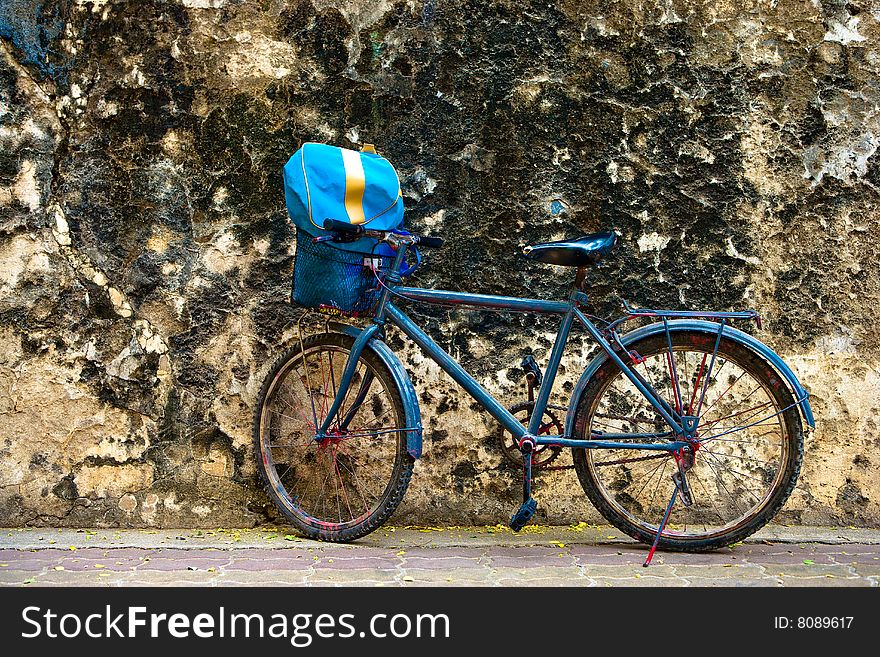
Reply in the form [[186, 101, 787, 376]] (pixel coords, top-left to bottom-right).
[[1, 524, 878, 587]]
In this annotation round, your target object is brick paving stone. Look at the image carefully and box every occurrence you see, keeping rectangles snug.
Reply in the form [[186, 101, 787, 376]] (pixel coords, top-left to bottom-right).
[[122, 571, 224, 586], [132, 557, 231, 572], [402, 556, 484, 570], [779, 576, 869, 587], [402, 568, 496, 584], [496, 577, 592, 587], [819, 544, 880, 555], [490, 554, 576, 568], [579, 564, 679, 578], [316, 557, 400, 570], [573, 552, 651, 566], [849, 564, 880, 577], [742, 551, 837, 565], [222, 571, 312, 586], [668, 564, 767, 578], [29, 569, 134, 586], [399, 547, 486, 559], [768, 564, 855, 578], [831, 553, 880, 565], [485, 546, 568, 558], [591, 576, 688, 587], [309, 569, 398, 584], [681, 577, 779, 587], [224, 556, 314, 571], [0, 570, 42, 585], [489, 565, 585, 581]]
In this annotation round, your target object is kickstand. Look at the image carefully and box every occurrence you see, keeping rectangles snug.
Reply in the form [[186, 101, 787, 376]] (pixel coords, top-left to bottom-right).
[[643, 482, 680, 568]]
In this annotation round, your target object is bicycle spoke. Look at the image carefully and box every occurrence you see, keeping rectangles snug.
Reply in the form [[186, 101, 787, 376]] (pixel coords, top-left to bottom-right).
[[700, 448, 763, 502], [258, 341, 407, 533], [583, 338, 795, 544]]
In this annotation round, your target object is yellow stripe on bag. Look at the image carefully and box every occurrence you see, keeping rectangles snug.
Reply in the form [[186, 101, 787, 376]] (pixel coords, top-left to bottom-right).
[[341, 149, 366, 225]]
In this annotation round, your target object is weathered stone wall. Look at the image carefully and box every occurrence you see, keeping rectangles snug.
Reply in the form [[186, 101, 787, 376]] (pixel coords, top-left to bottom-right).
[[0, 0, 878, 528]]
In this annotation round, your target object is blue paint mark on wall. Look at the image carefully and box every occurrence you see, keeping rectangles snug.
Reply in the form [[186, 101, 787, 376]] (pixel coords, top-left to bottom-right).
[[550, 200, 565, 215], [0, 0, 67, 79]]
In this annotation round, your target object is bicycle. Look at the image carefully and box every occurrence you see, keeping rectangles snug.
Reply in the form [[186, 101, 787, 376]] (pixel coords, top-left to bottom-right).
[[253, 220, 814, 565]]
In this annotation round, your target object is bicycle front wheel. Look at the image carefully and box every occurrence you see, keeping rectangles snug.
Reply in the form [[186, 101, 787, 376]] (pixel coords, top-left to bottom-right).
[[571, 330, 804, 551], [253, 332, 414, 542]]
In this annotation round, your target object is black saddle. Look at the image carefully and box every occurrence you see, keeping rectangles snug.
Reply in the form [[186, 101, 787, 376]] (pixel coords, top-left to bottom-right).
[[522, 231, 617, 267]]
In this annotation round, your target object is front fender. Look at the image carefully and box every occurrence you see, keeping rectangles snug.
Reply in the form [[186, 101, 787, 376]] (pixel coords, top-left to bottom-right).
[[565, 320, 815, 438], [332, 323, 423, 458]]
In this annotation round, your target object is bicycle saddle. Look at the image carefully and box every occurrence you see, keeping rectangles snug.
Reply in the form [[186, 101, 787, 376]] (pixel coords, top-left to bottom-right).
[[521, 231, 617, 267]]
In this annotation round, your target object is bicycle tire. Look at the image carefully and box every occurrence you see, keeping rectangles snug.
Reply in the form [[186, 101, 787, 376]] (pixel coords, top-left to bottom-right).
[[571, 330, 804, 551], [253, 332, 414, 542]]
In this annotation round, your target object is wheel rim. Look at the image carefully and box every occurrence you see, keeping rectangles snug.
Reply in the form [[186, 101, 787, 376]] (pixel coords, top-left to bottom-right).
[[259, 344, 404, 530], [584, 343, 791, 541]]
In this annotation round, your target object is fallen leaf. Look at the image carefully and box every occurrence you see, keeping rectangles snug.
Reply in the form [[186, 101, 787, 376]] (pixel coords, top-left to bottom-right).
[[803, 559, 814, 565], [402, 576, 414, 582], [94, 564, 105, 569], [53, 566, 65, 571]]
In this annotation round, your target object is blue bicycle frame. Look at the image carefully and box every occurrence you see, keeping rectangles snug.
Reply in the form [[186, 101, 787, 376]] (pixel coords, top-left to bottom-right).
[[314, 245, 720, 454]]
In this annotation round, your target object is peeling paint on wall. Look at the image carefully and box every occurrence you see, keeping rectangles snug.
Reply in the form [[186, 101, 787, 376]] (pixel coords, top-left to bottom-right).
[[0, 0, 879, 528]]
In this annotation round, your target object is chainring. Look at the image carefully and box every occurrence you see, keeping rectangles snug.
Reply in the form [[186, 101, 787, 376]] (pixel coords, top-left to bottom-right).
[[498, 401, 566, 469]]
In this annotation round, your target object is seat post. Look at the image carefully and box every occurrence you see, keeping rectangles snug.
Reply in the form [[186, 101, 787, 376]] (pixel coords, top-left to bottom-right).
[[574, 266, 588, 290]]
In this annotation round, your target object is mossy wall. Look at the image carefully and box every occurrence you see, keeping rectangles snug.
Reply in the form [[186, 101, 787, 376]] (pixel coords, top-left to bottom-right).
[[1, 0, 878, 527]]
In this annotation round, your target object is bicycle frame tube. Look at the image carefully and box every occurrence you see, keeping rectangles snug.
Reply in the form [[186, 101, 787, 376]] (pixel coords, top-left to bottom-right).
[[572, 307, 685, 435], [317, 246, 685, 450], [393, 287, 570, 314], [380, 297, 685, 450], [382, 302, 530, 439]]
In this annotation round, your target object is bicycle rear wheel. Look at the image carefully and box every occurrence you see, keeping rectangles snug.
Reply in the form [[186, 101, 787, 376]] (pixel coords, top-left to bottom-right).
[[253, 332, 414, 542], [571, 330, 803, 551]]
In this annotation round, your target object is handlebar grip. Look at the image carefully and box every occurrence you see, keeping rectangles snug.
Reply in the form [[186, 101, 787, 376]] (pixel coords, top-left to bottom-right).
[[323, 219, 363, 235], [418, 235, 444, 248]]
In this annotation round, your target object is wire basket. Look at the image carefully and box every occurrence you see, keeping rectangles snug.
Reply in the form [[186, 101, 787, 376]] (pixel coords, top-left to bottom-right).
[[292, 230, 385, 317]]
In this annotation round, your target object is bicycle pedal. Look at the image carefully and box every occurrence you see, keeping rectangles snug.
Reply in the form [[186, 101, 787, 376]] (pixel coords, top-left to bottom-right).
[[509, 498, 537, 531]]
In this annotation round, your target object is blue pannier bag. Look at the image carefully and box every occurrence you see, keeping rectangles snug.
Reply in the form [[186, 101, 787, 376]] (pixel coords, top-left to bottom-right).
[[283, 143, 405, 316]]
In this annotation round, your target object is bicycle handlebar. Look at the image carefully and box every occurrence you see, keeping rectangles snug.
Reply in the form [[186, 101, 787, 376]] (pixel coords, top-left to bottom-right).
[[323, 218, 363, 235], [417, 235, 444, 248], [322, 218, 444, 249]]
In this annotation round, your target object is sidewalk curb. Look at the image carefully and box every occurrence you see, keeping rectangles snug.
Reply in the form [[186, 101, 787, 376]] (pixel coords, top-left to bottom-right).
[[2, 525, 878, 551]]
